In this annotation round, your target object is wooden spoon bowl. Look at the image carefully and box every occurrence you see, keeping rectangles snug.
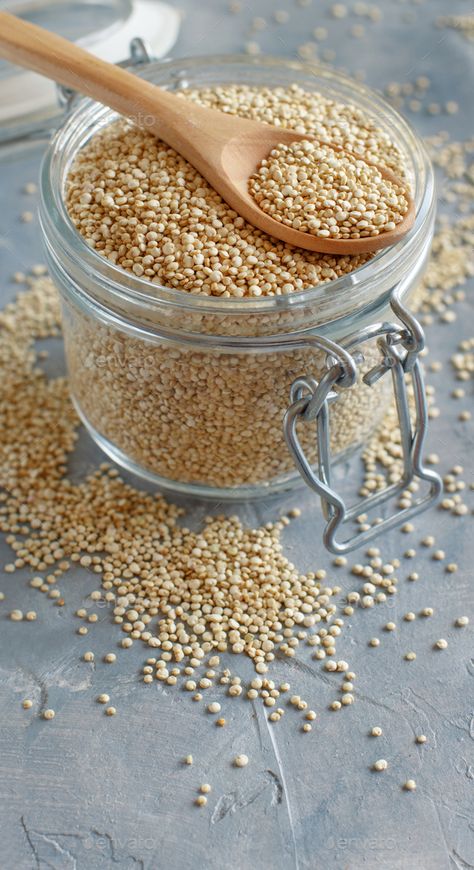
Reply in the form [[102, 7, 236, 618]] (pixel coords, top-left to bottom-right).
[[217, 126, 415, 254]]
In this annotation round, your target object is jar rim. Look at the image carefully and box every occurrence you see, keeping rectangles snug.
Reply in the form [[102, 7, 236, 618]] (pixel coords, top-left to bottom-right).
[[40, 52, 435, 329]]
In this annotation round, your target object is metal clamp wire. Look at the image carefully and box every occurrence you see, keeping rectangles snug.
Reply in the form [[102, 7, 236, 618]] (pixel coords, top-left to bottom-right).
[[284, 334, 358, 390], [283, 277, 441, 554], [338, 278, 426, 368], [390, 279, 425, 355], [289, 368, 341, 422], [283, 395, 346, 521]]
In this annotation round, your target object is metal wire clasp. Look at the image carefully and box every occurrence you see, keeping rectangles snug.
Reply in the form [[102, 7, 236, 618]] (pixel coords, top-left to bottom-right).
[[284, 281, 443, 554]]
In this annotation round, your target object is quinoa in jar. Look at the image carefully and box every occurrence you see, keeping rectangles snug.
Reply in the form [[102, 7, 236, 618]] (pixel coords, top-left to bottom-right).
[[40, 55, 440, 549]]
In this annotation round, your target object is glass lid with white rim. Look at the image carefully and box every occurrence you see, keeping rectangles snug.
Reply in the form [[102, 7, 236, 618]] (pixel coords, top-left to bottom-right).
[[0, 0, 181, 141]]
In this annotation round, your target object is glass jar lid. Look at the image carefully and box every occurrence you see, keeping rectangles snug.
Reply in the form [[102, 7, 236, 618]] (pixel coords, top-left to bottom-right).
[[0, 0, 180, 141]]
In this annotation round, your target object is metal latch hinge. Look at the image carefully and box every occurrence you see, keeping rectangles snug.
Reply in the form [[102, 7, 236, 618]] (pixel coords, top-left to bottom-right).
[[284, 283, 443, 554]]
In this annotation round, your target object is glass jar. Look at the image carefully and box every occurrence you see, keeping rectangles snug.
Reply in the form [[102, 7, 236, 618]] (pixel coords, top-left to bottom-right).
[[39, 54, 442, 552]]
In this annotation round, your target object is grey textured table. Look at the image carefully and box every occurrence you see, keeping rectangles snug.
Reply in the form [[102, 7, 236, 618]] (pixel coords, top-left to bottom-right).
[[0, 2, 473, 869]]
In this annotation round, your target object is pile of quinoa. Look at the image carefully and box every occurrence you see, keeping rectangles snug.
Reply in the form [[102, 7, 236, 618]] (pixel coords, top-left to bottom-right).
[[1, 272, 469, 685], [0, 269, 419, 724], [0, 274, 345, 677], [249, 139, 409, 240]]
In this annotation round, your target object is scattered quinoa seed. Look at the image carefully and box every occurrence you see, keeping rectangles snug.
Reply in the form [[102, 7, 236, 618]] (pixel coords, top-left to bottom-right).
[[455, 616, 469, 627], [9, 610, 23, 621], [207, 702, 221, 714]]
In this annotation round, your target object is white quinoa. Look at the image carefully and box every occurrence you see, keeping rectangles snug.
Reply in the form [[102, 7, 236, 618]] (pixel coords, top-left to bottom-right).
[[61, 84, 406, 489], [0, 275, 352, 676], [65, 84, 406, 300], [0, 104, 471, 802], [65, 310, 389, 488], [455, 616, 469, 627], [249, 140, 409, 240], [63, 80, 414, 325], [234, 754, 249, 767], [435, 638, 448, 650]]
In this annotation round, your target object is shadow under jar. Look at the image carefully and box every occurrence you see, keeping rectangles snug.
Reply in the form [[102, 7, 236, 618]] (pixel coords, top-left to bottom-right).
[[39, 54, 442, 553]]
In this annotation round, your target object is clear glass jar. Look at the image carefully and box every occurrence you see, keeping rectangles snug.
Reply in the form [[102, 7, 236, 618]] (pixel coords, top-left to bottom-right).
[[39, 54, 441, 551]]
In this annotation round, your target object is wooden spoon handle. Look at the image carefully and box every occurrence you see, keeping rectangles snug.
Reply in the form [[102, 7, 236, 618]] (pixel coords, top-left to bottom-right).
[[0, 11, 187, 137]]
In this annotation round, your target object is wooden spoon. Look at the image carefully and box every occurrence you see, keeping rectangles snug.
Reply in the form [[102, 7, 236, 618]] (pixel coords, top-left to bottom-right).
[[0, 11, 415, 255]]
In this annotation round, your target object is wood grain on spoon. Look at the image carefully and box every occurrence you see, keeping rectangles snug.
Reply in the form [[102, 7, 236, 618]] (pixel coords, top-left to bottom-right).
[[0, 11, 415, 254]]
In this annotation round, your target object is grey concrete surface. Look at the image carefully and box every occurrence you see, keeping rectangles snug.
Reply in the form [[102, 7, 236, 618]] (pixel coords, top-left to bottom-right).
[[0, 1, 473, 869]]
